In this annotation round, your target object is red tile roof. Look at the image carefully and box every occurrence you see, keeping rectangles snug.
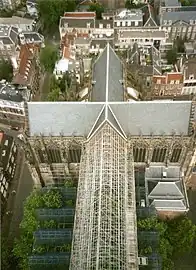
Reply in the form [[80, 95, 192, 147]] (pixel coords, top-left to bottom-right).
[[13, 44, 40, 85], [167, 73, 183, 83]]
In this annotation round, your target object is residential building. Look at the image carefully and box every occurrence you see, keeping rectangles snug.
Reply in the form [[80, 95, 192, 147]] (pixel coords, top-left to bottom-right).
[[127, 43, 162, 93], [152, 72, 184, 97], [0, 16, 36, 32], [19, 31, 45, 47], [26, 0, 38, 17], [78, 0, 93, 11], [12, 44, 41, 99], [0, 0, 20, 9], [145, 166, 188, 217], [159, 0, 181, 15], [0, 81, 30, 127], [182, 57, 196, 95], [114, 9, 143, 28], [23, 44, 196, 269], [59, 12, 96, 39], [0, 26, 19, 60], [0, 131, 18, 218], [160, 8, 196, 41], [115, 29, 167, 49]]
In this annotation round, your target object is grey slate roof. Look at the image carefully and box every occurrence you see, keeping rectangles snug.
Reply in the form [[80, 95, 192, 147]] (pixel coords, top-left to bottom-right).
[[0, 26, 18, 45], [91, 43, 124, 102], [146, 165, 188, 211], [60, 17, 95, 28], [27, 102, 104, 137], [162, 11, 196, 24], [110, 101, 192, 136]]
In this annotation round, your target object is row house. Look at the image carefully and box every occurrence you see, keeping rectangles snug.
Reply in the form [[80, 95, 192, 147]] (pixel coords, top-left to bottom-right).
[[0, 16, 36, 32], [12, 43, 41, 99], [59, 12, 114, 40], [161, 8, 196, 41], [59, 12, 96, 39], [0, 82, 30, 127], [182, 57, 196, 95], [152, 72, 184, 97], [115, 29, 167, 50], [113, 9, 143, 28], [0, 131, 18, 218]]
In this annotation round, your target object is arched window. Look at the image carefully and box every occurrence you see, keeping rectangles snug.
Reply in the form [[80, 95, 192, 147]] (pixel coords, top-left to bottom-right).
[[152, 148, 167, 162], [170, 147, 182, 163], [47, 148, 62, 163], [68, 146, 82, 163], [133, 147, 146, 162]]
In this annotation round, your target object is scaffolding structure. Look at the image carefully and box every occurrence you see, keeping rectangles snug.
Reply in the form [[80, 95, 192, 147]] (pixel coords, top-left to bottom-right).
[[70, 123, 138, 270]]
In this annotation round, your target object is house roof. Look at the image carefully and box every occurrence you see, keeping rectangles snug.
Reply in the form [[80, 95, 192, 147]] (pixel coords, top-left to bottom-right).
[[91, 43, 124, 102], [63, 12, 96, 18], [13, 44, 39, 85], [151, 199, 187, 210], [184, 57, 196, 80], [60, 17, 95, 28], [120, 30, 166, 39], [0, 26, 18, 45], [162, 11, 196, 24], [146, 165, 188, 211]]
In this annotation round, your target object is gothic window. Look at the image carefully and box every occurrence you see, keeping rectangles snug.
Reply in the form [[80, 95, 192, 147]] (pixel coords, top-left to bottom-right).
[[152, 148, 167, 162], [47, 148, 62, 163], [37, 149, 45, 163], [68, 147, 81, 163], [170, 148, 182, 163], [133, 148, 146, 162]]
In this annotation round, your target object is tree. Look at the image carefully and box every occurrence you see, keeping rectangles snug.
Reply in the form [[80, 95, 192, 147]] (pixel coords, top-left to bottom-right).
[[48, 86, 60, 101], [175, 37, 186, 53], [43, 190, 63, 208], [166, 49, 177, 65], [88, 2, 104, 19], [166, 216, 196, 256], [40, 45, 58, 73], [0, 58, 13, 82], [37, 0, 76, 34]]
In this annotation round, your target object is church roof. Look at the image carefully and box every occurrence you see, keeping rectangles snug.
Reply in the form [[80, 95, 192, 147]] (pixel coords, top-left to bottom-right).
[[27, 44, 193, 138]]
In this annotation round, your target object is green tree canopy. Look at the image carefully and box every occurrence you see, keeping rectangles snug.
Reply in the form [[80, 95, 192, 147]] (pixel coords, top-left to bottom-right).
[[37, 0, 76, 34], [166, 216, 196, 256], [40, 45, 58, 73], [166, 49, 178, 65], [88, 2, 104, 19], [0, 58, 13, 82]]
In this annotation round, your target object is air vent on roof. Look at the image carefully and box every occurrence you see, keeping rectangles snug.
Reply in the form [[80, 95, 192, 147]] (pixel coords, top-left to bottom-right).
[[162, 171, 167, 178]]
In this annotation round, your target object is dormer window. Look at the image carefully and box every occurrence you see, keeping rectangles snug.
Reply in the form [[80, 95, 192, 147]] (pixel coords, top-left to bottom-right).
[[190, 20, 194, 25], [169, 20, 172, 25], [99, 24, 103, 28], [189, 74, 194, 80], [107, 24, 110, 29], [87, 23, 90, 28], [64, 23, 68, 28], [164, 20, 167, 25]]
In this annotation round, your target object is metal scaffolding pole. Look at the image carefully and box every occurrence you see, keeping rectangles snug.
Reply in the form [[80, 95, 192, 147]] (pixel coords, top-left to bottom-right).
[[70, 123, 138, 270]]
